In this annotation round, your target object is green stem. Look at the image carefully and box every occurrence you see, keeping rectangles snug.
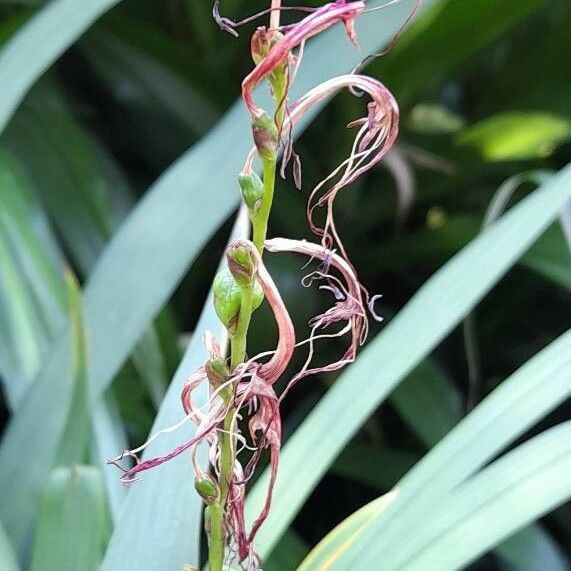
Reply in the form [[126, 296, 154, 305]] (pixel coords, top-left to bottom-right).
[[207, 503, 224, 571], [252, 77, 286, 253], [208, 285, 254, 571], [207, 57, 287, 571], [252, 156, 277, 252]]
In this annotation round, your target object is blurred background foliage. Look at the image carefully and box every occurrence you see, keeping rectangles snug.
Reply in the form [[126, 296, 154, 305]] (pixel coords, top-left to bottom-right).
[[0, 0, 570, 570]]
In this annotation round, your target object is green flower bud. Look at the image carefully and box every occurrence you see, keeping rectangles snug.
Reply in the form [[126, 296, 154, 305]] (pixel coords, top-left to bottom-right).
[[252, 112, 278, 161], [213, 268, 264, 333], [195, 475, 219, 505], [213, 268, 242, 334], [226, 241, 257, 287], [239, 171, 264, 214]]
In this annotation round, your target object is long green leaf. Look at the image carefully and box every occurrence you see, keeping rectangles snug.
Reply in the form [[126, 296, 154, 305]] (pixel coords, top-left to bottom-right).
[[373, 216, 571, 290], [390, 362, 567, 571], [498, 525, 569, 571], [0, 520, 18, 571], [0, 0, 122, 134], [266, 531, 309, 571], [82, 29, 217, 137], [332, 445, 418, 491], [55, 271, 90, 465], [349, 362, 566, 570], [0, 149, 67, 405], [4, 82, 172, 408], [393, 422, 571, 571], [301, 419, 571, 570], [3, 84, 124, 272], [389, 360, 462, 447], [335, 330, 571, 569], [298, 492, 398, 571], [0, 276, 88, 545], [246, 164, 571, 557], [0, 0, 436, 548], [30, 466, 111, 571], [100, 208, 248, 571]]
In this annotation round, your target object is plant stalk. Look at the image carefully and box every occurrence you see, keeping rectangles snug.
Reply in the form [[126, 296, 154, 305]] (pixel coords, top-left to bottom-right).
[[208, 6, 286, 566]]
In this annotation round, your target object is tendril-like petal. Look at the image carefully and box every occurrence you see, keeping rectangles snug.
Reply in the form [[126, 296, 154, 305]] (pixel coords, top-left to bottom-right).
[[243, 73, 399, 262], [265, 237, 375, 398]]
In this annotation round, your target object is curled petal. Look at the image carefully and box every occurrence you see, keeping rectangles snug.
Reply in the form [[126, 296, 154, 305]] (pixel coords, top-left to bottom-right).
[[242, 1, 365, 116], [245, 73, 398, 261], [265, 237, 373, 395], [287, 75, 399, 233]]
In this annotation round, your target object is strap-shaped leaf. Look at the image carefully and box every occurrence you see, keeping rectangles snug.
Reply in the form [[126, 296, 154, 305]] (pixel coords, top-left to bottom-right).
[[0, 520, 18, 571], [301, 330, 571, 568], [336, 361, 566, 570], [301, 420, 571, 570], [0, 149, 67, 405], [387, 422, 571, 571], [30, 466, 111, 571], [0, 0, 121, 133]]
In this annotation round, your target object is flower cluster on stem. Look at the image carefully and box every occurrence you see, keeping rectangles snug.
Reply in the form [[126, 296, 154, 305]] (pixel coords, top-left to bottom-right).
[[110, 2, 409, 569]]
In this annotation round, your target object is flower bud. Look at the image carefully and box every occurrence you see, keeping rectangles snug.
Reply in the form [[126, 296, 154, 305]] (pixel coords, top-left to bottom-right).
[[213, 268, 242, 334], [195, 475, 219, 505], [205, 357, 229, 388], [213, 268, 264, 334], [252, 112, 278, 161], [226, 241, 257, 287], [239, 171, 264, 214]]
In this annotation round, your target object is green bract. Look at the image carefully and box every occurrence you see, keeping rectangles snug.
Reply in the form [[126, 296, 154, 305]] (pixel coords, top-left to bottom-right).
[[205, 358, 230, 388], [213, 268, 242, 333]]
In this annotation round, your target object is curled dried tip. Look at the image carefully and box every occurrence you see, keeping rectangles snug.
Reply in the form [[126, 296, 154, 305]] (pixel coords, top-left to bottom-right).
[[212, 1, 239, 37], [213, 1, 317, 39], [368, 294, 384, 322], [245, 74, 399, 245]]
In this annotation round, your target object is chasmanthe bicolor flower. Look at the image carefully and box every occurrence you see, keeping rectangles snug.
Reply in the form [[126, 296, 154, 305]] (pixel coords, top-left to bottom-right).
[[110, 1, 413, 568]]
